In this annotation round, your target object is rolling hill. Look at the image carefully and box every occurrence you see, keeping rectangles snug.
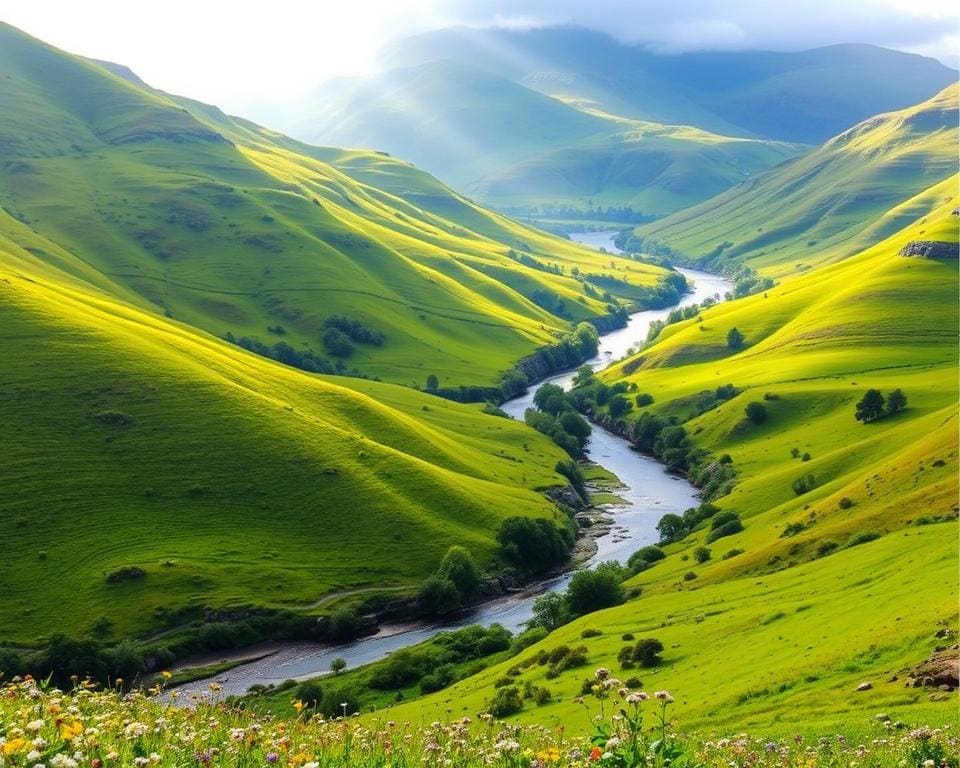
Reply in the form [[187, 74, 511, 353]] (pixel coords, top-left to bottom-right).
[[286, 59, 803, 218], [626, 83, 959, 276], [0, 22, 676, 393], [379, 176, 959, 735]]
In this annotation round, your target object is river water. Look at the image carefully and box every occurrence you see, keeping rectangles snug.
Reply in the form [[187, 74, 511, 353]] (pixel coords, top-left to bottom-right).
[[172, 232, 731, 699]]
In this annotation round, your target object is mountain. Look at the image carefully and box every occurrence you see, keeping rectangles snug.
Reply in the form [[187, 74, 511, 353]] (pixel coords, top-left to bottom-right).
[[380, 27, 958, 143], [626, 83, 959, 275], [384, 175, 960, 734], [0, 22, 677, 393]]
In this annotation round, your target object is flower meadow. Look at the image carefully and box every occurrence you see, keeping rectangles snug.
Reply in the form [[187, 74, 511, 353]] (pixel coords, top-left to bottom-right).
[[0, 673, 956, 768]]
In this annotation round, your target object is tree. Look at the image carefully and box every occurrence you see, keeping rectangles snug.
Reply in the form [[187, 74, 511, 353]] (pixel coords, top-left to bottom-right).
[[418, 576, 461, 615], [437, 546, 481, 600], [559, 411, 591, 445], [608, 395, 633, 418], [298, 679, 324, 708], [744, 401, 767, 424], [656, 513, 686, 544], [571, 364, 595, 387], [633, 638, 665, 667], [497, 516, 573, 574], [693, 546, 711, 564], [330, 657, 347, 675], [322, 327, 353, 357], [886, 388, 907, 415], [533, 383, 568, 416], [565, 563, 626, 617], [855, 389, 886, 423], [531, 592, 570, 631], [726, 327, 745, 349], [425, 374, 439, 390]]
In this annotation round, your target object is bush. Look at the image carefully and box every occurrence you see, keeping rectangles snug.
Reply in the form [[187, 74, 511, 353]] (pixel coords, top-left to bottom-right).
[[635, 393, 654, 407], [418, 577, 461, 615], [581, 628, 602, 638], [322, 327, 354, 357], [318, 688, 360, 719], [565, 564, 626, 617], [722, 548, 745, 559], [436, 546, 480, 601], [489, 686, 523, 718], [608, 395, 633, 418], [693, 546, 711, 564], [845, 531, 881, 548], [706, 512, 743, 543], [683, 571, 698, 581], [497, 517, 574, 574], [530, 592, 570, 631], [298, 680, 324, 708], [744, 402, 767, 424], [511, 627, 548, 653], [792, 474, 816, 495], [838, 497, 855, 509], [816, 540, 839, 557], [627, 545, 666, 573], [726, 327, 745, 349], [106, 566, 146, 584], [781, 521, 805, 537], [633, 638, 665, 667]]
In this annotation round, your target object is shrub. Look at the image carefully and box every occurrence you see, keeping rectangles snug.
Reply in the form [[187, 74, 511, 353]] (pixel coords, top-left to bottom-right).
[[497, 516, 573, 574], [635, 393, 654, 407], [816, 540, 839, 557], [317, 688, 360, 719], [845, 531, 881, 548], [627, 545, 666, 573], [322, 327, 354, 357], [530, 593, 570, 631], [418, 577, 461, 615], [565, 564, 626, 617], [298, 680, 324, 708], [706, 513, 743, 543], [581, 628, 602, 638], [683, 571, 698, 581], [693, 546, 711, 564], [106, 566, 146, 584], [425, 374, 439, 390], [489, 686, 523, 718], [792, 474, 816, 495], [744, 402, 767, 424], [621, 633, 635, 641], [839, 497, 855, 509], [781, 521, 805, 537], [617, 645, 635, 668], [726, 327, 745, 349], [436, 545, 481, 601], [633, 638, 665, 667], [722, 548, 745, 559]]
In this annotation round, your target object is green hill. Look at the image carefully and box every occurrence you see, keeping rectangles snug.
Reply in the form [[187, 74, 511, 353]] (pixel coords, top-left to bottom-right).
[[0, 191, 584, 644], [627, 84, 959, 276], [376, 178, 959, 733], [0, 22, 674, 392], [285, 59, 804, 220]]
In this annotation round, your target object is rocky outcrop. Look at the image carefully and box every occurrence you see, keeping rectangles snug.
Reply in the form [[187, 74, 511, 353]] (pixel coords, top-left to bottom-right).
[[899, 240, 959, 259], [906, 644, 959, 690]]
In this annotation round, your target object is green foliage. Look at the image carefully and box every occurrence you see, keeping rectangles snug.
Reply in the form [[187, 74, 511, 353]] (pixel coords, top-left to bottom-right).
[[855, 389, 886, 422], [726, 327, 745, 349], [488, 685, 523, 718], [886, 388, 907, 415], [531, 592, 571, 631], [693, 546, 711, 564], [627, 545, 666, 573], [792, 474, 817, 495], [436, 546, 481, 601], [418, 576, 461, 616], [496, 516, 574, 574], [565, 562, 627, 617], [744, 402, 768, 424]]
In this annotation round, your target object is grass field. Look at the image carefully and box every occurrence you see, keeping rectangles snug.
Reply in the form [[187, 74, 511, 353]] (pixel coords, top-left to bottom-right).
[[0, 22, 673, 391], [631, 84, 958, 277], [364, 178, 959, 736]]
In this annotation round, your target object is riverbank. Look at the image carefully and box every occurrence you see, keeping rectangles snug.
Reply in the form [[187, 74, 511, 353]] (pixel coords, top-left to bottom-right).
[[164, 233, 731, 700]]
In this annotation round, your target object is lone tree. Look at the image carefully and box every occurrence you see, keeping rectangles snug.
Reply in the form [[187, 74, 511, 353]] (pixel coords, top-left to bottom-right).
[[726, 327, 745, 349], [425, 374, 439, 390], [744, 401, 768, 424], [886, 388, 907, 415], [436, 545, 481, 601], [855, 389, 886, 423]]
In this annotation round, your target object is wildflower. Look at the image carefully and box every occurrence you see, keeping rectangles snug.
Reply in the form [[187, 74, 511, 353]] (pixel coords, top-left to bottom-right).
[[594, 668, 610, 681], [3, 738, 27, 755], [160, 672, 172, 680], [27, 720, 46, 732], [589, 746, 603, 761], [654, 690, 674, 702], [59, 721, 84, 740], [265, 753, 279, 764]]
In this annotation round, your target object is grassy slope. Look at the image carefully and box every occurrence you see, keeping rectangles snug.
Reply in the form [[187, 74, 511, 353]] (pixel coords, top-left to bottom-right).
[[0, 22, 669, 390], [633, 84, 959, 277], [0, 223, 576, 643], [381, 187, 959, 734], [287, 60, 804, 217]]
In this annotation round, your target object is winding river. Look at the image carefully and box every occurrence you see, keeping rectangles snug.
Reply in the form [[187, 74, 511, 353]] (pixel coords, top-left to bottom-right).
[[172, 232, 731, 699]]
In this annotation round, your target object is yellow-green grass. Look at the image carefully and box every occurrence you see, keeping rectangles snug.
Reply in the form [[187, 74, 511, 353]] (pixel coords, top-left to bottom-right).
[[633, 84, 958, 277], [375, 187, 959, 736], [0, 234, 575, 643], [384, 525, 956, 737], [0, 22, 669, 389]]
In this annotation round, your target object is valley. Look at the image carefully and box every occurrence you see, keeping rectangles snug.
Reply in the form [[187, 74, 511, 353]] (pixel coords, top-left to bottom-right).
[[0, 9, 957, 767]]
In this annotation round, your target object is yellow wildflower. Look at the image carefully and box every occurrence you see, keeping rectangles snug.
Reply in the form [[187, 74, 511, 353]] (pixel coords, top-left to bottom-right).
[[60, 720, 84, 740], [2, 737, 27, 755]]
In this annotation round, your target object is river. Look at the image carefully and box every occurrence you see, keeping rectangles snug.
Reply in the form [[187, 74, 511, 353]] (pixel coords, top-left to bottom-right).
[[171, 232, 731, 699]]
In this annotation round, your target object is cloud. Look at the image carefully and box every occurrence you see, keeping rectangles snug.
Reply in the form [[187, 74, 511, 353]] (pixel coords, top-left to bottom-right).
[[434, 0, 959, 64]]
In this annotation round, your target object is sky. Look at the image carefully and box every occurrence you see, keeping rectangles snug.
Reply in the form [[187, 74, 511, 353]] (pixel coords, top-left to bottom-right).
[[1, 0, 956, 115]]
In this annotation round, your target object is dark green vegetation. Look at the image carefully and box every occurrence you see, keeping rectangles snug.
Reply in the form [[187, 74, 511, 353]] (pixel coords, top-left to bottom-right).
[[283, 26, 954, 219]]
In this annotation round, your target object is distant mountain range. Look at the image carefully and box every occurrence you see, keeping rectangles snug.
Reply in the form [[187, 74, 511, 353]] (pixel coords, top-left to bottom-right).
[[279, 26, 957, 220]]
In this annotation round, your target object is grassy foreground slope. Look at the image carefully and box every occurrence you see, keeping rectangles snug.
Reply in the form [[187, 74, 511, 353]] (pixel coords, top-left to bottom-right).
[[0, 22, 671, 389], [382, 186, 959, 734], [289, 60, 802, 217], [629, 84, 958, 277], [0, 222, 577, 643]]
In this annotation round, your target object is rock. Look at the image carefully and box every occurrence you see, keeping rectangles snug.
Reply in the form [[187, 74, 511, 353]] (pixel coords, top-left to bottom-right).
[[899, 240, 959, 259], [906, 647, 959, 690], [856, 682, 873, 691], [939, 684, 953, 692], [875, 713, 890, 721]]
